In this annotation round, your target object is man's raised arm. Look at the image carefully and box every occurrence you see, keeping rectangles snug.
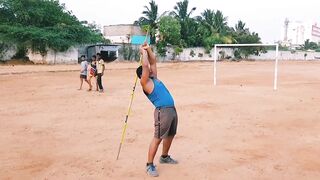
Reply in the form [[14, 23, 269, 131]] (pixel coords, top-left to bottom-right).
[[140, 49, 150, 86], [145, 45, 157, 78]]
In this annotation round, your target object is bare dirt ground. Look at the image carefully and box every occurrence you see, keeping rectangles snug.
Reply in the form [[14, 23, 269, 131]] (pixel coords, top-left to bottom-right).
[[0, 61, 319, 180]]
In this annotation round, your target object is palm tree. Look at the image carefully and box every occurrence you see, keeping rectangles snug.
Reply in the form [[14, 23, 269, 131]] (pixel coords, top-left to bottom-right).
[[213, 10, 228, 34], [235, 20, 249, 34], [171, 0, 196, 45], [136, 0, 158, 44], [171, 0, 196, 21], [198, 9, 215, 35]]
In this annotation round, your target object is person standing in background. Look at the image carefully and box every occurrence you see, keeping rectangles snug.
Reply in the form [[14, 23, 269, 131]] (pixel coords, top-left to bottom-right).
[[78, 55, 91, 90], [96, 53, 105, 93], [87, 55, 98, 91]]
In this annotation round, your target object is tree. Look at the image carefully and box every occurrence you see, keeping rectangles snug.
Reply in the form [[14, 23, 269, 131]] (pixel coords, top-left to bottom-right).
[[135, 0, 158, 44], [171, 0, 196, 47], [302, 39, 318, 50], [235, 20, 249, 34], [158, 16, 181, 46], [0, 0, 103, 58], [203, 33, 233, 53], [157, 16, 181, 57], [197, 9, 234, 52], [198, 9, 215, 36], [213, 10, 228, 34], [233, 32, 263, 58]]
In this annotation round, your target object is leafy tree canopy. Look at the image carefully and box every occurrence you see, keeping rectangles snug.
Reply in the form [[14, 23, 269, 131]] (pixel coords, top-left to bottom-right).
[[0, 0, 103, 56]]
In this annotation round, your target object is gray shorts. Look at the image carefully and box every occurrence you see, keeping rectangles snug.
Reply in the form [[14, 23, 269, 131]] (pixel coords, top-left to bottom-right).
[[154, 107, 178, 139]]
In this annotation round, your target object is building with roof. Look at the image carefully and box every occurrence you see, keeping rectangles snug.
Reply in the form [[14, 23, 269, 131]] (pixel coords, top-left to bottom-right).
[[103, 24, 150, 45]]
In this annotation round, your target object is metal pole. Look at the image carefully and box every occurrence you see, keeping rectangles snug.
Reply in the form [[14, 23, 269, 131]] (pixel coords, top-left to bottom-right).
[[274, 44, 279, 90], [214, 46, 217, 86]]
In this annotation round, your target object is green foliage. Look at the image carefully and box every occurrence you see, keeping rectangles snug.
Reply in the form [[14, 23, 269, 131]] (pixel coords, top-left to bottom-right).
[[156, 41, 167, 57], [135, 0, 158, 44], [120, 43, 139, 61], [302, 39, 318, 50], [157, 16, 183, 58], [203, 33, 233, 53], [232, 23, 263, 59], [212, 10, 228, 34], [0, 42, 9, 59], [171, 46, 183, 60], [189, 49, 195, 57], [233, 49, 241, 59], [171, 0, 197, 47], [158, 16, 181, 46], [136, 0, 264, 58], [203, 34, 222, 53], [12, 44, 28, 59], [0, 0, 103, 57]]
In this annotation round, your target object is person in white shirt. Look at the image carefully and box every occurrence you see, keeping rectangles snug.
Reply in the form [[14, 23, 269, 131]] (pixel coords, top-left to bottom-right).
[[78, 55, 91, 90]]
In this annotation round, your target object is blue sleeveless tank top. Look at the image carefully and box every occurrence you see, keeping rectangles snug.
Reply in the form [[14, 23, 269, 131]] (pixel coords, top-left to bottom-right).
[[146, 78, 174, 108]]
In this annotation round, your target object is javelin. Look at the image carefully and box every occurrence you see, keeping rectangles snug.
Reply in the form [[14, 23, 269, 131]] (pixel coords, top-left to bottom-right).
[[116, 30, 149, 160]]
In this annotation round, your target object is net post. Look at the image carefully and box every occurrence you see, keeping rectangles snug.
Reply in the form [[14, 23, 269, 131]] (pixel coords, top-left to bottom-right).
[[274, 44, 279, 90], [214, 45, 217, 86]]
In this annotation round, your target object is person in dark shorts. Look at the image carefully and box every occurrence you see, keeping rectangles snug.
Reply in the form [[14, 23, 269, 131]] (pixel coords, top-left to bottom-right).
[[96, 53, 105, 93], [136, 43, 178, 177], [78, 55, 91, 90]]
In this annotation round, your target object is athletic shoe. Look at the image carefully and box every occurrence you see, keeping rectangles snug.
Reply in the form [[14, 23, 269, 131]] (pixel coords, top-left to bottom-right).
[[159, 155, 178, 164], [146, 164, 159, 177]]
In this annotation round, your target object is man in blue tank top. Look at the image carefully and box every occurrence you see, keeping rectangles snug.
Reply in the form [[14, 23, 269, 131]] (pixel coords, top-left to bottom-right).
[[136, 44, 178, 177]]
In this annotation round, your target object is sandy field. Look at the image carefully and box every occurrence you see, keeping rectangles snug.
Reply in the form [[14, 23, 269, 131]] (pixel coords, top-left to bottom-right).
[[0, 61, 319, 180]]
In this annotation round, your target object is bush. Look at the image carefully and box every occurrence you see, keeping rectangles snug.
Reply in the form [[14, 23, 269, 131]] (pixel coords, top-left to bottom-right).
[[233, 49, 242, 59], [0, 42, 10, 60], [219, 50, 226, 59], [190, 50, 195, 57], [120, 44, 139, 61], [156, 41, 167, 57], [172, 46, 183, 60], [12, 45, 28, 59]]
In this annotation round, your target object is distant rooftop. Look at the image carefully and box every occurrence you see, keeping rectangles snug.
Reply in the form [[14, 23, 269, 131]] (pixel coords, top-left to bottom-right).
[[103, 24, 145, 36]]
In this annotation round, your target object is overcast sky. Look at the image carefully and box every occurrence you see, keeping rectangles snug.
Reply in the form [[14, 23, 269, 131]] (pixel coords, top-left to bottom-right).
[[59, 0, 319, 43]]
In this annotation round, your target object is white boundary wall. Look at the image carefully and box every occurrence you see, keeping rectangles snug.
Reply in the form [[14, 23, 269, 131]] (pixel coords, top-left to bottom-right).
[[27, 47, 78, 64], [161, 47, 320, 61], [1, 47, 78, 64], [213, 44, 279, 90], [248, 50, 320, 60]]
